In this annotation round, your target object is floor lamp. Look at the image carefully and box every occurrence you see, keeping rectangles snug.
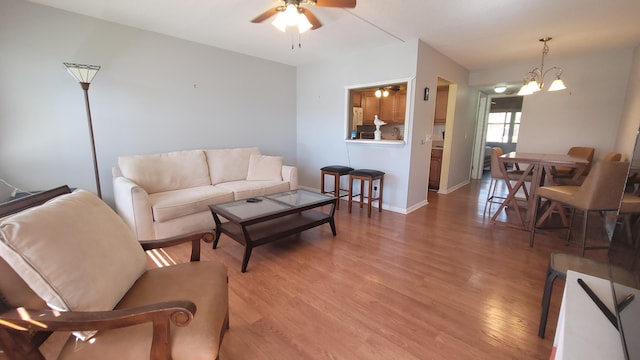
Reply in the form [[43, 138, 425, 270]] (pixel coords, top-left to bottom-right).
[[63, 62, 102, 198]]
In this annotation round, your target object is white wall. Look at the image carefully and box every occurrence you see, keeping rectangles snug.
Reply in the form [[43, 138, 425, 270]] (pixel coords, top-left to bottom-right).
[[296, 41, 418, 212], [0, 0, 297, 205], [470, 47, 635, 161], [296, 39, 472, 212], [615, 44, 640, 158], [413, 41, 472, 200]]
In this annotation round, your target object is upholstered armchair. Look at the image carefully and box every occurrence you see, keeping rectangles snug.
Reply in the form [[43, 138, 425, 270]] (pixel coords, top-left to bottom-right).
[[0, 186, 228, 359]]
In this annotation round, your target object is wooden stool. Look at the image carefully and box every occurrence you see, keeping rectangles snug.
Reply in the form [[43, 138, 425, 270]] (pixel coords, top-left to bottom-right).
[[348, 169, 385, 217], [320, 165, 354, 210]]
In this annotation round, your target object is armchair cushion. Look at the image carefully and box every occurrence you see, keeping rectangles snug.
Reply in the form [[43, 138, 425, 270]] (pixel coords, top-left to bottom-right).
[[0, 190, 147, 340], [58, 260, 229, 360], [246, 154, 283, 181]]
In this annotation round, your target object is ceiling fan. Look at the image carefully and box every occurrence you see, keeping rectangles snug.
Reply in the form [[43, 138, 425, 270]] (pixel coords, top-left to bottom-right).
[[251, 0, 357, 33]]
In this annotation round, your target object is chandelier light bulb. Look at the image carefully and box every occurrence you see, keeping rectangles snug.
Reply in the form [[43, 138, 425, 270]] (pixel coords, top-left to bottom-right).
[[548, 77, 567, 91]]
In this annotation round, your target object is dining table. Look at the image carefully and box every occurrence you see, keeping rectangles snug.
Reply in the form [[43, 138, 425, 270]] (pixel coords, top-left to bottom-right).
[[490, 151, 590, 231]]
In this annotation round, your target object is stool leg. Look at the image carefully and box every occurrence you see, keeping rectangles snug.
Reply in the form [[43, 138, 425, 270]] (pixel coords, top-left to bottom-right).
[[334, 173, 340, 210], [367, 178, 373, 217], [321, 171, 326, 194], [359, 178, 364, 209], [348, 176, 353, 213], [378, 176, 383, 213]]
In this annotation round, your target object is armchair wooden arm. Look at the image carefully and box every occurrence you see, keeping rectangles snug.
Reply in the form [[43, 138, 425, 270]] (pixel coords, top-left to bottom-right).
[[0, 301, 196, 360], [139, 231, 214, 262]]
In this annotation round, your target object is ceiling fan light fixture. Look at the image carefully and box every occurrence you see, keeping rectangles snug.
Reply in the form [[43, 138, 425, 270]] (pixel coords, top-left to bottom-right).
[[271, 4, 313, 34], [271, 12, 288, 32], [297, 13, 312, 33]]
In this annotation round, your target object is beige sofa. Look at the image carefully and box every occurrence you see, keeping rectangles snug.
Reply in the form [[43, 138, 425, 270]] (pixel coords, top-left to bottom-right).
[[112, 147, 298, 240]]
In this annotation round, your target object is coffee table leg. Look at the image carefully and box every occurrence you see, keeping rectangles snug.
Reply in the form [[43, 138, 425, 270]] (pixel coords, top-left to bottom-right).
[[241, 245, 253, 273], [213, 227, 222, 249], [211, 213, 222, 249]]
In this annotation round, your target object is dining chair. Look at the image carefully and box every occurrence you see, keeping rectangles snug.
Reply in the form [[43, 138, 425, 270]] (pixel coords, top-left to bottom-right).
[[554, 151, 622, 186], [483, 147, 530, 217], [530, 160, 629, 255], [537, 252, 639, 338], [551, 146, 595, 178]]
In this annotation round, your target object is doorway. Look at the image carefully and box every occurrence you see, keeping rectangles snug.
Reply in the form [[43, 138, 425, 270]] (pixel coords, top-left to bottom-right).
[[471, 94, 523, 179], [429, 77, 456, 192]]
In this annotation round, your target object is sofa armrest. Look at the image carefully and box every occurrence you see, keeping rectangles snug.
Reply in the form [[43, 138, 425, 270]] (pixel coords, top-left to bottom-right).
[[282, 165, 298, 190], [113, 176, 155, 240]]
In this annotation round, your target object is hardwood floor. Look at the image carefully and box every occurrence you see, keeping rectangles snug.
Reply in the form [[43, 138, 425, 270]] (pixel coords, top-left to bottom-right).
[[168, 174, 610, 360], [39, 174, 612, 359]]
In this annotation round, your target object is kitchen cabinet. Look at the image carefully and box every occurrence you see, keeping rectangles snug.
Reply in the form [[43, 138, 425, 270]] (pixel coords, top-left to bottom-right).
[[380, 89, 406, 124], [361, 90, 406, 125], [429, 148, 443, 189], [361, 91, 379, 125], [434, 86, 448, 124]]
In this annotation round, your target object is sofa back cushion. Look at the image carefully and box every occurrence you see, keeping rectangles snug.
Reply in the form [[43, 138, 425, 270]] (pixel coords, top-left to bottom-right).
[[206, 147, 261, 185], [246, 154, 283, 181], [0, 190, 147, 340], [119, 150, 211, 194]]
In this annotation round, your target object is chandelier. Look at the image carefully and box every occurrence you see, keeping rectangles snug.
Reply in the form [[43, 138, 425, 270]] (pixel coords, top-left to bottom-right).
[[517, 37, 567, 96]]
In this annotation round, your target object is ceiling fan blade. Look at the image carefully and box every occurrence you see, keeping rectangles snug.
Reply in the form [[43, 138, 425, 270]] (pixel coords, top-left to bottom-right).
[[313, 0, 356, 8], [251, 8, 279, 23], [300, 8, 323, 29]]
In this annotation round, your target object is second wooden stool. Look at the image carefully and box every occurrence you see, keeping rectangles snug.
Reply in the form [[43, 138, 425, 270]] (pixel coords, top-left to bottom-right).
[[348, 169, 385, 217]]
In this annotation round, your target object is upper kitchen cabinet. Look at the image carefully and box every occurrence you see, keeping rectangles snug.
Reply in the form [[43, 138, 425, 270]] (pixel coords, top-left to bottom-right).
[[379, 88, 406, 125], [434, 85, 448, 124], [351, 83, 407, 126]]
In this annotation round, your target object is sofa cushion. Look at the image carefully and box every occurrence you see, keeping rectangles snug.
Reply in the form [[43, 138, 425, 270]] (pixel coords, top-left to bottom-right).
[[119, 150, 211, 194], [246, 154, 283, 181], [205, 147, 261, 185], [215, 180, 291, 200], [150, 186, 235, 222], [0, 190, 147, 340]]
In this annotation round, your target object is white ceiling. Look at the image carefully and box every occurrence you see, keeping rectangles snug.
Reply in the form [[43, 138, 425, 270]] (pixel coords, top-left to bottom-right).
[[26, 0, 640, 71]]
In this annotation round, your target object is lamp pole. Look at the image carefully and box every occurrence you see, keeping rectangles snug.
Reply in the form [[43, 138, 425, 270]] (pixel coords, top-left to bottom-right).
[[63, 63, 102, 198], [80, 82, 101, 198]]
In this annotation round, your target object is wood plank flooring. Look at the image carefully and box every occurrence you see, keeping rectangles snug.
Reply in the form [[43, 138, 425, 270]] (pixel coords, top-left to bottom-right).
[[169, 175, 611, 360], [41, 174, 613, 359]]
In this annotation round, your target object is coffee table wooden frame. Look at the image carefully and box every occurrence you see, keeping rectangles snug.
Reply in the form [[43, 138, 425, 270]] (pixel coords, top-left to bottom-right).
[[209, 190, 337, 272]]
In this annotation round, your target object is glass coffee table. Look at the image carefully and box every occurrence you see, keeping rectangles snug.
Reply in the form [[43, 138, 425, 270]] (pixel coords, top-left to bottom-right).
[[209, 189, 337, 272]]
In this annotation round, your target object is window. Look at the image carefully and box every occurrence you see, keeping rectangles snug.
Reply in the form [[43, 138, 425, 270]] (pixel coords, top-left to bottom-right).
[[486, 111, 521, 144]]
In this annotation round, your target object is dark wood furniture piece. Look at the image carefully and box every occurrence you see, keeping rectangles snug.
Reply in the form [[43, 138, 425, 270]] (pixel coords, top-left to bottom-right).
[[0, 186, 228, 360], [348, 169, 385, 217], [429, 148, 442, 190], [210, 189, 337, 273]]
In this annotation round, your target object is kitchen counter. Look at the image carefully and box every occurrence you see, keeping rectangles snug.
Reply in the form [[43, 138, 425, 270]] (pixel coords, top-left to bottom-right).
[[345, 139, 405, 145]]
